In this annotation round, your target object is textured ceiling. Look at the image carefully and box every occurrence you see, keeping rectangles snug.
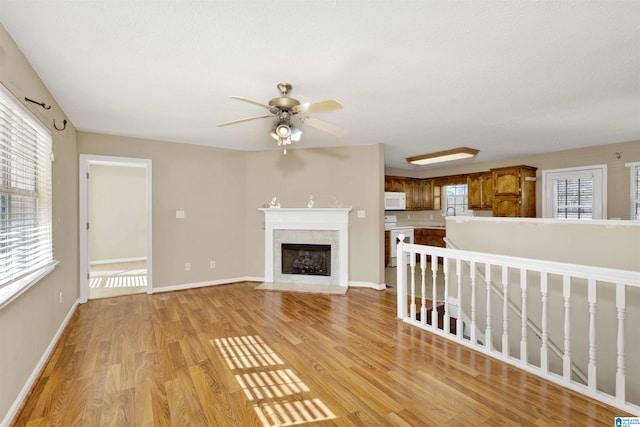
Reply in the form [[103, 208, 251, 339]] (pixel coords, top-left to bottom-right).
[[1, 1, 639, 170]]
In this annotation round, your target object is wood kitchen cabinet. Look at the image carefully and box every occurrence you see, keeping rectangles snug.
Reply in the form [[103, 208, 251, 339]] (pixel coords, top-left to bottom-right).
[[467, 172, 494, 210], [414, 228, 446, 247], [491, 165, 537, 217], [384, 176, 436, 210]]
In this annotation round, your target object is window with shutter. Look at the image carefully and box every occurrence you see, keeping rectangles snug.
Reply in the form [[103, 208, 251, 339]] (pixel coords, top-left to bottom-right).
[[0, 84, 54, 294], [542, 165, 606, 220], [627, 162, 640, 221]]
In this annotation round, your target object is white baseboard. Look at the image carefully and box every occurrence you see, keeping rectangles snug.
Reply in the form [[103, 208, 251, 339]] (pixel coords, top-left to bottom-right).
[[2, 299, 80, 427], [349, 281, 386, 290], [89, 257, 146, 265], [150, 277, 264, 294]]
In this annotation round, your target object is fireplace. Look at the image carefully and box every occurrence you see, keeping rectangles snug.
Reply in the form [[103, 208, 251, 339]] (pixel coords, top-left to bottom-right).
[[259, 208, 351, 289], [282, 243, 331, 276]]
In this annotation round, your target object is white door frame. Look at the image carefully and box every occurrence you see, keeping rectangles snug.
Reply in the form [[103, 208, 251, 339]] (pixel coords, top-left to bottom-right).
[[79, 154, 153, 303]]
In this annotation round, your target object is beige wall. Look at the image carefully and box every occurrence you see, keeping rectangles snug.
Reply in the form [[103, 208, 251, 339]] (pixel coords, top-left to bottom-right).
[[244, 144, 386, 286], [386, 140, 640, 220], [0, 25, 79, 421], [89, 165, 147, 261], [78, 133, 248, 288]]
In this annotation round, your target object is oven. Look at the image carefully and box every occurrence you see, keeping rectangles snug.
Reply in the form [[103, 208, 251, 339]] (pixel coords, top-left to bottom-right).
[[388, 226, 414, 267]]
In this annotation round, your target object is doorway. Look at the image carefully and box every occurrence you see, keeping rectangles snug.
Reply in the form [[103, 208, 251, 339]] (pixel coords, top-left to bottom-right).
[[79, 155, 152, 303]]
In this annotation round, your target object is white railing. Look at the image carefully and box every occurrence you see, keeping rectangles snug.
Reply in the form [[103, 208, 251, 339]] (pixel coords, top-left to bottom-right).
[[395, 236, 640, 416]]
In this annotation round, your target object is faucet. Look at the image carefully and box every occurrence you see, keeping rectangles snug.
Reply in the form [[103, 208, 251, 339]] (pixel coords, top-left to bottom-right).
[[446, 206, 456, 216]]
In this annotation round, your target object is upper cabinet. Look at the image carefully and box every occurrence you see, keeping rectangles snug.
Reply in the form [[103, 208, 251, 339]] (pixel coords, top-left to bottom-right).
[[384, 176, 436, 210], [491, 165, 537, 217], [467, 172, 495, 210]]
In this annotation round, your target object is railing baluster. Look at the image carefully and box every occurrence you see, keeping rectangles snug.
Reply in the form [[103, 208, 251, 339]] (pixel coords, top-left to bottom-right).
[[563, 275, 572, 380], [410, 247, 417, 321], [420, 253, 427, 326], [456, 259, 463, 340], [485, 263, 492, 350], [431, 255, 438, 329], [443, 258, 450, 334], [396, 236, 406, 318], [520, 269, 528, 365], [540, 272, 549, 374], [470, 261, 477, 345], [616, 283, 626, 403], [502, 266, 509, 357], [588, 279, 597, 391]]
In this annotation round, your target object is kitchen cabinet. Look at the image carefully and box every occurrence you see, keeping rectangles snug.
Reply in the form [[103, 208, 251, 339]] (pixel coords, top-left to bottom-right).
[[414, 228, 446, 248], [491, 165, 537, 217], [384, 176, 436, 210], [467, 172, 494, 210], [384, 230, 390, 266]]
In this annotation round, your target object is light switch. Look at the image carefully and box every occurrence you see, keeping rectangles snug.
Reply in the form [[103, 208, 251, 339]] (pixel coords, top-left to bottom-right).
[[357, 210, 366, 218], [176, 210, 185, 219]]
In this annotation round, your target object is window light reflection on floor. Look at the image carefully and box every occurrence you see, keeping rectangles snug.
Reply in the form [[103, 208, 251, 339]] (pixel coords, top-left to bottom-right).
[[214, 335, 336, 426]]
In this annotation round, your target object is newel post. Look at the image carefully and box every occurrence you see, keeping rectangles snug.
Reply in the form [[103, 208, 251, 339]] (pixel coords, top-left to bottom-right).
[[396, 234, 406, 318]]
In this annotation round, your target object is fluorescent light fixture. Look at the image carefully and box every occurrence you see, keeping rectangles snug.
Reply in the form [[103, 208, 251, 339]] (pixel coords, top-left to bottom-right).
[[406, 147, 479, 166]]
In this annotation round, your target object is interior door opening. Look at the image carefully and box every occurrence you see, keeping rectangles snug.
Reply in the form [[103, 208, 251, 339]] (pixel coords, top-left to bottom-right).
[[80, 155, 152, 303]]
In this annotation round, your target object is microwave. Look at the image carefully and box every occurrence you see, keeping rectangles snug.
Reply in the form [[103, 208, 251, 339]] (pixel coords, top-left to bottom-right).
[[384, 192, 406, 210]]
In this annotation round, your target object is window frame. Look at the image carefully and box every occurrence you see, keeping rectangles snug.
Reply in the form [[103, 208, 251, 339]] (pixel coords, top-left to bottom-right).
[[0, 83, 57, 309], [541, 165, 607, 220], [626, 162, 640, 221], [443, 183, 469, 215]]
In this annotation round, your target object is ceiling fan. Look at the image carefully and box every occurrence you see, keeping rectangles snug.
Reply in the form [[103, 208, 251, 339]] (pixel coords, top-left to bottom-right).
[[217, 83, 346, 154]]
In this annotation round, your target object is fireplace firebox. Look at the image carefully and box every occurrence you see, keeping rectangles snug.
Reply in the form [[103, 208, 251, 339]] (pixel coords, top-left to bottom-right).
[[281, 243, 331, 276]]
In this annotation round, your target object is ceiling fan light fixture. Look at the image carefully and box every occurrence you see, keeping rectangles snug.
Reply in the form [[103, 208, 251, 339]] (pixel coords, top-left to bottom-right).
[[290, 126, 302, 142], [275, 124, 292, 139], [406, 147, 479, 166]]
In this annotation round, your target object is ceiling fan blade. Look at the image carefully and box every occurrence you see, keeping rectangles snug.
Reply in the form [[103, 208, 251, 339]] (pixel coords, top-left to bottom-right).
[[230, 96, 275, 111], [292, 99, 343, 114], [301, 116, 347, 137], [217, 115, 272, 127]]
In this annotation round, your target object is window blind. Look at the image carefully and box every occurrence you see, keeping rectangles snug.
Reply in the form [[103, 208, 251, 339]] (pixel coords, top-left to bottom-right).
[[632, 164, 640, 220], [553, 177, 593, 219], [0, 84, 53, 288]]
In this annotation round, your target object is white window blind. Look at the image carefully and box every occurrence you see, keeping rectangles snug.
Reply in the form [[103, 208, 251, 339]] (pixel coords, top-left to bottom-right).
[[553, 177, 593, 219], [627, 162, 640, 220], [542, 165, 606, 219], [0, 84, 53, 289]]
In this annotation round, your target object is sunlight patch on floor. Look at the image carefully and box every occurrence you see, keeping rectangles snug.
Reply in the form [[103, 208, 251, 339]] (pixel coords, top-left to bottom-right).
[[214, 335, 336, 426]]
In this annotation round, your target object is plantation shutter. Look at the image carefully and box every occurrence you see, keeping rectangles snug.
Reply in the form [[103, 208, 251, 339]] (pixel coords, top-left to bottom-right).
[[553, 176, 593, 219], [629, 163, 640, 220], [0, 84, 54, 288]]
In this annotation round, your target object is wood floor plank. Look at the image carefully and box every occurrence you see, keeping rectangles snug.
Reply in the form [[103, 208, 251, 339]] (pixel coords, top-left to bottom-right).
[[11, 282, 631, 426]]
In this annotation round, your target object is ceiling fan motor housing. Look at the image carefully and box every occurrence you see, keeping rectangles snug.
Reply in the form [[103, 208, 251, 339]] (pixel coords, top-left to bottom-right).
[[269, 96, 300, 111]]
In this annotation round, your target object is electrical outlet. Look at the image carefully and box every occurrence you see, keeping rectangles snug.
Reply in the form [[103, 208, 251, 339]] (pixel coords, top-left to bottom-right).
[[59, 291, 62, 304], [176, 210, 185, 219], [210, 260, 216, 269], [185, 262, 191, 271]]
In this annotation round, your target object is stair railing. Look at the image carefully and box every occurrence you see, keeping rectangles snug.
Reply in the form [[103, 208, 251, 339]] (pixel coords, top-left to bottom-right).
[[443, 236, 588, 384], [395, 235, 640, 416]]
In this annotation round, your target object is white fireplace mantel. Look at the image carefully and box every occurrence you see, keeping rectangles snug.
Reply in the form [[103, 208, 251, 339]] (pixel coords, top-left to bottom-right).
[[259, 208, 351, 287]]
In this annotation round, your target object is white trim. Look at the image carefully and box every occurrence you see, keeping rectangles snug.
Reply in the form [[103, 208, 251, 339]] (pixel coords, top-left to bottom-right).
[[150, 277, 263, 293], [541, 164, 607, 219], [89, 257, 147, 266], [0, 261, 59, 310], [448, 215, 640, 227], [79, 155, 153, 303], [1, 299, 79, 427], [626, 162, 640, 221], [349, 281, 385, 290]]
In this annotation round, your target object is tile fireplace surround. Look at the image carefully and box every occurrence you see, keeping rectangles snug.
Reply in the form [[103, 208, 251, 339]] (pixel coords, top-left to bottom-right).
[[259, 208, 351, 290]]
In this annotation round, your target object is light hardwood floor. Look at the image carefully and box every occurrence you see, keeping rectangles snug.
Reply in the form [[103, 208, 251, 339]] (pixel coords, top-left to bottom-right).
[[12, 282, 628, 426]]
